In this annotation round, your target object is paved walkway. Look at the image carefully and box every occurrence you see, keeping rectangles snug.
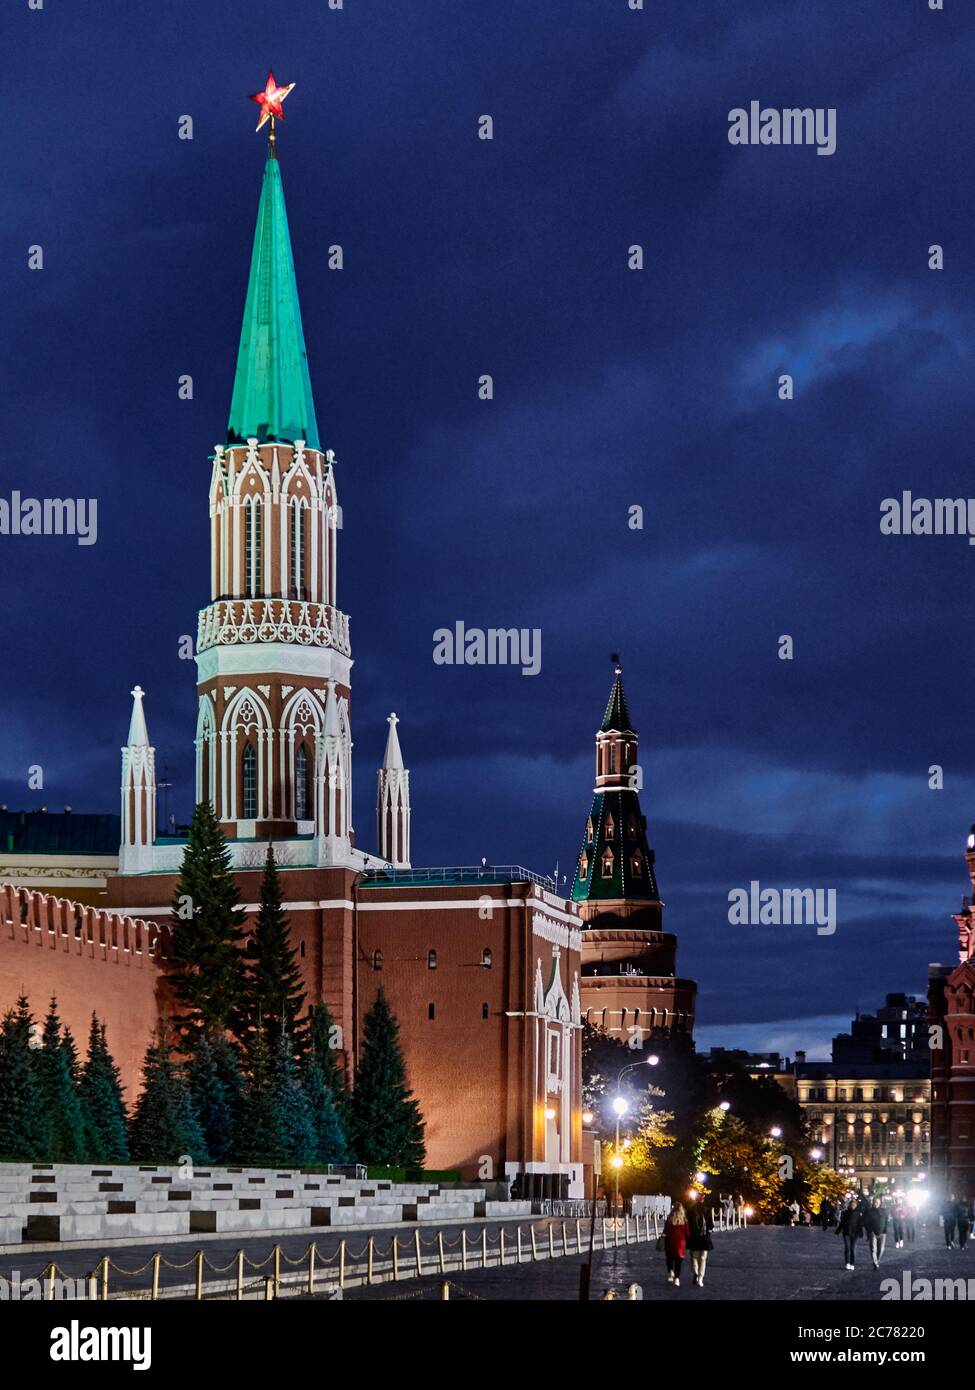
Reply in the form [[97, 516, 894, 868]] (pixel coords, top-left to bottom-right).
[[347, 1221, 963, 1301]]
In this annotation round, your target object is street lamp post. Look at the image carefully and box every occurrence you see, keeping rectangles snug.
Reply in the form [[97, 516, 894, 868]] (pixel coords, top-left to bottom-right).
[[611, 1056, 660, 1221]]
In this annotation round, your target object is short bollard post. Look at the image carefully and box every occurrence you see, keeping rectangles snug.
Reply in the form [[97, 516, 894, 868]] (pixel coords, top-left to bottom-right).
[[308, 1242, 316, 1296], [549, 1225, 555, 1260], [265, 1276, 274, 1300], [195, 1251, 204, 1301], [100, 1256, 109, 1302], [339, 1239, 347, 1289], [273, 1245, 281, 1297], [236, 1250, 244, 1301], [481, 1228, 488, 1269], [46, 1263, 56, 1301], [414, 1229, 423, 1278], [367, 1236, 375, 1285], [441, 1281, 450, 1301], [392, 1235, 400, 1281], [602, 1288, 617, 1300], [461, 1230, 468, 1271], [576, 1218, 582, 1253], [437, 1231, 446, 1275], [562, 1222, 569, 1257], [151, 1253, 160, 1301], [87, 1272, 98, 1302], [500, 1228, 506, 1267], [530, 1225, 538, 1261], [614, 1216, 620, 1248], [517, 1227, 523, 1263], [602, 1217, 609, 1250], [628, 1283, 642, 1300]]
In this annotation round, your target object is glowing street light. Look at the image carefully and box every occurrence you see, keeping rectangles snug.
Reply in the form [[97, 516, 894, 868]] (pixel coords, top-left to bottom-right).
[[769, 1126, 782, 1139], [582, 1110, 594, 1126], [719, 1101, 731, 1112]]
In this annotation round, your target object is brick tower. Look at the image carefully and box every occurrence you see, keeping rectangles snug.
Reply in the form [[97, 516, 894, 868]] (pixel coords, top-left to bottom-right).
[[572, 665, 696, 1044]]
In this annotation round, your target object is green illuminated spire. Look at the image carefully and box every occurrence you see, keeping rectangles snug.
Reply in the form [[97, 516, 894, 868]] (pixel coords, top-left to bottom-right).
[[227, 151, 320, 451]]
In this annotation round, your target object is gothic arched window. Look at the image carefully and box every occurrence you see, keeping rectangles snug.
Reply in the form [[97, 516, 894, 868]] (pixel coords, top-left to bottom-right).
[[601, 847, 614, 879], [242, 742, 257, 819], [605, 814, 615, 841], [290, 500, 306, 600], [585, 817, 594, 842], [295, 744, 310, 821], [630, 852, 643, 877], [579, 852, 589, 879], [244, 498, 262, 598], [609, 743, 617, 774]]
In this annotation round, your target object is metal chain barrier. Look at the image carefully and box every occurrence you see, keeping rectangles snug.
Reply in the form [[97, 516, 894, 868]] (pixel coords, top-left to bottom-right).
[[0, 1207, 740, 1301]]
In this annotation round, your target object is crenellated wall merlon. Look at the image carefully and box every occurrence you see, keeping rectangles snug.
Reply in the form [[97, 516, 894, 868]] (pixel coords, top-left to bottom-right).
[[0, 882, 170, 963]]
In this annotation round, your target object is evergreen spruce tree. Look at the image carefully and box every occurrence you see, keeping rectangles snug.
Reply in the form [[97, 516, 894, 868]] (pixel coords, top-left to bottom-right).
[[231, 1028, 283, 1167], [188, 1035, 235, 1165], [79, 1015, 129, 1163], [271, 1028, 316, 1165], [237, 846, 306, 1052], [347, 988, 425, 1168], [302, 1059, 350, 1165], [0, 999, 50, 1160], [61, 1026, 81, 1087], [129, 1030, 208, 1164], [37, 998, 86, 1162], [307, 1000, 347, 1103], [167, 801, 246, 1046]]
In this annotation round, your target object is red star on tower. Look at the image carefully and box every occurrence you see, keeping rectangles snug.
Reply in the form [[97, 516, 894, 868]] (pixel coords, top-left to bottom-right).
[[249, 71, 296, 133]]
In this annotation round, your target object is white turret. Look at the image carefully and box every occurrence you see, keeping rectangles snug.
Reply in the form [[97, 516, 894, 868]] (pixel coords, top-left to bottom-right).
[[119, 685, 157, 874], [377, 712, 411, 868], [316, 678, 351, 862]]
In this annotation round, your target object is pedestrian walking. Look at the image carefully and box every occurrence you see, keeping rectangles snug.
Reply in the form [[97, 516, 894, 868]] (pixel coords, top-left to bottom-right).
[[891, 1197, 908, 1249], [837, 1198, 862, 1270], [687, 1205, 714, 1287], [664, 1202, 689, 1287], [956, 1197, 972, 1251], [863, 1197, 888, 1268], [942, 1195, 958, 1249]]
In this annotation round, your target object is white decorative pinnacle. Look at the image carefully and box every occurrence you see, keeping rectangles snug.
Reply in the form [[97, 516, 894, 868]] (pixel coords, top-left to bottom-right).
[[383, 712, 405, 771], [127, 685, 150, 747]]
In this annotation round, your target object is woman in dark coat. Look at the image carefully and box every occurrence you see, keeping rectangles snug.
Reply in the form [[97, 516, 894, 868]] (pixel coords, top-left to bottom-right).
[[687, 1205, 714, 1287], [663, 1202, 689, 1287]]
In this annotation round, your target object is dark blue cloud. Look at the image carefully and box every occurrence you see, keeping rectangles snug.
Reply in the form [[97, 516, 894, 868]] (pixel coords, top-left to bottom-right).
[[4, 0, 975, 1055]]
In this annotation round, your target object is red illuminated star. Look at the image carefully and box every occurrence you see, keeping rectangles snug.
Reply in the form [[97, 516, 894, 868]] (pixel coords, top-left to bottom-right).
[[249, 71, 296, 132]]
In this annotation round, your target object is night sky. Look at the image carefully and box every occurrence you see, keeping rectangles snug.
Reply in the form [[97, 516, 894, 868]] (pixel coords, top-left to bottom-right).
[[4, 1, 974, 1058]]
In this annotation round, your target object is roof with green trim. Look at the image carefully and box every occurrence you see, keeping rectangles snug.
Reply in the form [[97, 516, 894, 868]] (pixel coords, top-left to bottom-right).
[[601, 671, 634, 733], [227, 150, 321, 452], [571, 789, 658, 903]]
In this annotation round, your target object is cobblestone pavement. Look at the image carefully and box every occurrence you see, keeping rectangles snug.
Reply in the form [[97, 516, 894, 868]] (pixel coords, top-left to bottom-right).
[[347, 1221, 967, 1301]]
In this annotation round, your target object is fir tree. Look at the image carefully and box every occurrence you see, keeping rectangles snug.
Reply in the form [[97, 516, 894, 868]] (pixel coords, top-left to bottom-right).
[[237, 846, 306, 1052], [61, 1026, 81, 1088], [37, 998, 86, 1162], [0, 999, 50, 1160], [129, 1030, 208, 1164], [302, 1059, 350, 1165], [231, 1028, 283, 1167], [307, 1000, 347, 1103], [271, 1028, 316, 1165], [188, 1035, 235, 1165], [347, 988, 425, 1168], [167, 801, 246, 1045], [79, 1015, 129, 1163]]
